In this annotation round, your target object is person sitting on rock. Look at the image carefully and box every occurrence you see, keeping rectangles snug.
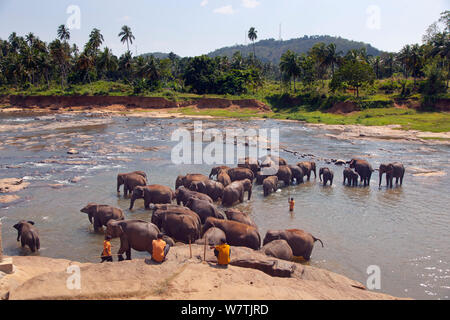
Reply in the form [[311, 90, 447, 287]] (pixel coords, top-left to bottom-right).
[[101, 235, 113, 263], [152, 233, 170, 263], [210, 238, 231, 267]]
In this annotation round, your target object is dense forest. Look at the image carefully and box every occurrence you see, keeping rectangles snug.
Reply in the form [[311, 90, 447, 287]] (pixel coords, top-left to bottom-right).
[[0, 11, 448, 101]]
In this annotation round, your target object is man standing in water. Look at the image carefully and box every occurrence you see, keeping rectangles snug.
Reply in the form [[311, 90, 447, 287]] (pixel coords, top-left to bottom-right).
[[289, 198, 295, 212], [101, 235, 113, 263], [152, 233, 170, 263]]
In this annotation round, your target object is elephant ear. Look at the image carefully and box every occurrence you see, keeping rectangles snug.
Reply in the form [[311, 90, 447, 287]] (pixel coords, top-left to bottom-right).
[[27, 221, 35, 225], [13, 223, 20, 230]]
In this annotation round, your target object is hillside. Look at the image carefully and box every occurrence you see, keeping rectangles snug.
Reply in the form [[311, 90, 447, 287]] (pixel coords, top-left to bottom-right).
[[208, 35, 383, 64]]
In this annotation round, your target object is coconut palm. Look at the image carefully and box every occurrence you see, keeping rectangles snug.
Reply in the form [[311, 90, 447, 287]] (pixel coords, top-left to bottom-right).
[[87, 28, 104, 54], [119, 25, 135, 52], [324, 43, 342, 77], [248, 27, 258, 61], [57, 24, 70, 43], [280, 50, 301, 92]]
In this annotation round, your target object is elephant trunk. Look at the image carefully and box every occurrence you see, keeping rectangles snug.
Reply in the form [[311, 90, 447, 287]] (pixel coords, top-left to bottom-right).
[[129, 195, 136, 210], [379, 172, 383, 188], [248, 187, 252, 201]]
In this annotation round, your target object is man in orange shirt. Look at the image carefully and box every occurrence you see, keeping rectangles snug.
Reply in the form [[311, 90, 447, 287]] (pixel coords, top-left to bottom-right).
[[210, 238, 231, 267], [152, 233, 170, 263], [101, 235, 113, 263], [289, 198, 295, 212]]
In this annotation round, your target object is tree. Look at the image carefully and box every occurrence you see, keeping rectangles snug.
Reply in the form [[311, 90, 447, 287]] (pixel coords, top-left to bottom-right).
[[119, 25, 135, 52], [86, 28, 104, 55], [331, 60, 375, 97], [248, 27, 258, 61], [280, 50, 301, 92], [57, 25, 70, 43], [324, 43, 342, 77]]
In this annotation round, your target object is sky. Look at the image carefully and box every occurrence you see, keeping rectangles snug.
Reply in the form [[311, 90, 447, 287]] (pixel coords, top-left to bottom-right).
[[0, 0, 448, 57]]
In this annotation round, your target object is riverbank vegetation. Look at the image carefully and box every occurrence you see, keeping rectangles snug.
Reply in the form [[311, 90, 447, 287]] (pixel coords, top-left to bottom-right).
[[0, 12, 448, 119]]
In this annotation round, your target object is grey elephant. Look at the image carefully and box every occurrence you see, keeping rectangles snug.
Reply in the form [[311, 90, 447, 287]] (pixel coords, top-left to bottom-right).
[[263, 229, 324, 261], [195, 227, 227, 246], [152, 205, 201, 231], [80, 203, 125, 232], [175, 186, 213, 206], [203, 217, 261, 250], [106, 219, 160, 261], [289, 165, 304, 184], [260, 155, 287, 167], [13, 220, 40, 253], [189, 179, 224, 202], [297, 162, 317, 181], [222, 179, 253, 207], [276, 165, 292, 186], [217, 169, 232, 187], [227, 167, 254, 182], [261, 239, 293, 261], [153, 210, 201, 243], [348, 159, 374, 186], [186, 197, 224, 224], [343, 167, 359, 186], [238, 157, 260, 175], [263, 176, 278, 196], [379, 162, 405, 188], [117, 172, 147, 197], [224, 209, 257, 228], [175, 174, 209, 189], [129, 185, 174, 210], [319, 167, 334, 186]]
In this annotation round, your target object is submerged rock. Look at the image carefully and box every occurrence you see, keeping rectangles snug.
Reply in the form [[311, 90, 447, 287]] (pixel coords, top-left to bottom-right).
[[0, 178, 30, 193]]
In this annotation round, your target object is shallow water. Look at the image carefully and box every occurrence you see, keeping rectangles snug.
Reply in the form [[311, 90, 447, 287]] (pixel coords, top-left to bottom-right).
[[0, 111, 449, 300]]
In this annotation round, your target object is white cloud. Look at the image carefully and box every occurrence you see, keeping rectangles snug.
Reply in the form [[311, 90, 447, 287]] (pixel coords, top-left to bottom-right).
[[200, 0, 208, 7], [242, 0, 260, 9], [213, 5, 234, 15]]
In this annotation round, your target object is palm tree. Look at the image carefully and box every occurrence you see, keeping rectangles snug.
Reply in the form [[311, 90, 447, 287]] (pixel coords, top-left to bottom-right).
[[119, 25, 135, 52], [57, 24, 70, 43], [25, 33, 35, 47], [87, 28, 104, 54], [98, 47, 117, 78], [280, 50, 301, 92], [248, 27, 258, 61], [324, 43, 342, 77]]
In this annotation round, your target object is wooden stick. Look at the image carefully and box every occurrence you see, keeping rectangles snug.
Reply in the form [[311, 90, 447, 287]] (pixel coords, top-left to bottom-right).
[[203, 237, 207, 262], [189, 238, 192, 259]]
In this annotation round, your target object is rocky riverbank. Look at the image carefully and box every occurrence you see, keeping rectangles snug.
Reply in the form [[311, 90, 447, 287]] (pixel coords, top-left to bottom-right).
[[0, 245, 403, 300]]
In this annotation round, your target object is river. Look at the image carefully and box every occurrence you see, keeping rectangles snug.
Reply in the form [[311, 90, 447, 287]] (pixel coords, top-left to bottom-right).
[[0, 111, 449, 300]]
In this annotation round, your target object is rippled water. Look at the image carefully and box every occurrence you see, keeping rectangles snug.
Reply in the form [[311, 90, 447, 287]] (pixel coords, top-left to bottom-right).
[[0, 111, 449, 300]]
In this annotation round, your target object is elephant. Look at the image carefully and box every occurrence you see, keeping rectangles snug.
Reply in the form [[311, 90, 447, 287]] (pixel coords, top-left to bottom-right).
[[260, 155, 287, 167], [175, 186, 213, 206], [348, 159, 374, 186], [117, 172, 147, 197], [203, 217, 261, 250], [189, 179, 224, 202], [209, 166, 230, 179], [80, 203, 125, 232], [343, 168, 359, 187], [238, 157, 260, 175], [13, 220, 40, 253], [379, 163, 405, 188], [261, 239, 293, 261], [129, 185, 175, 210], [195, 227, 227, 246], [289, 165, 304, 184], [227, 167, 254, 182], [319, 167, 334, 186], [263, 229, 324, 261], [296, 162, 317, 181], [152, 205, 201, 230], [263, 176, 279, 197], [224, 209, 257, 228], [217, 170, 232, 187], [186, 197, 224, 224], [222, 179, 253, 207], [276, 165, 292, 186], [156, 211, 201, 243], [106, 219, 160, 261], [175, 173, 209, 190]]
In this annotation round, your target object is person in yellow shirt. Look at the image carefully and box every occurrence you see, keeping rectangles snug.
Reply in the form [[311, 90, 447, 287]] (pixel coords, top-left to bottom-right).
[[210, 238, 231, 267], [289, 198, 295, 212], [152, 233, 170, 263], [101, 235, 113, 263]]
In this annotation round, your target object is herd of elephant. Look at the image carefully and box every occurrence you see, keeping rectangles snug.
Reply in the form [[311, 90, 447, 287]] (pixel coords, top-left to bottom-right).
[[11, 156, 405, 265]]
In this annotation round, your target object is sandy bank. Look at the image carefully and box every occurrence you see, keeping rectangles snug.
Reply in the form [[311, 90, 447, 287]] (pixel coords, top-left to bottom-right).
[[0, 245, 404, 300]]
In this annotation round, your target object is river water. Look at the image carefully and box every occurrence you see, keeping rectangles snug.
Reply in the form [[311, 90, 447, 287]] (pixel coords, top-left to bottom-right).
[[0, 111, 449, 300]]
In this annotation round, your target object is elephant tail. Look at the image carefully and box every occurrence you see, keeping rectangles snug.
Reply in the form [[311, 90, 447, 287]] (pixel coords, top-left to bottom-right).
[[313, 236, 324, 248]]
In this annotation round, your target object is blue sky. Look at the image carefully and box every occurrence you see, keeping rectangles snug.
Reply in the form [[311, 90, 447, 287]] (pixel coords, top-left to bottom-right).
[[0, 0, 448, 57]]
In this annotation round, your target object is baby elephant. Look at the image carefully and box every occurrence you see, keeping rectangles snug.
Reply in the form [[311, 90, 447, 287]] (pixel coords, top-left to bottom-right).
[[13, 220, 40, 253], [263, 176, 278, 197], [319, 168, 334, 186], [343, 167, 358, 187]]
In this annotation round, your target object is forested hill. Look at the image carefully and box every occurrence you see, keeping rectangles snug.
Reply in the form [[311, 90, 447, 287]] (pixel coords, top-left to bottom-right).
[[208, 35, 383, 64]]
